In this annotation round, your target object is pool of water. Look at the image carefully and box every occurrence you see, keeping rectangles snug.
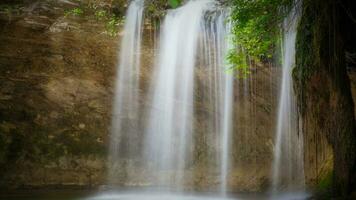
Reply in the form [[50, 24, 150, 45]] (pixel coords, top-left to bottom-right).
[[0, 190, 310, 200], [0, 190, 94, 200]]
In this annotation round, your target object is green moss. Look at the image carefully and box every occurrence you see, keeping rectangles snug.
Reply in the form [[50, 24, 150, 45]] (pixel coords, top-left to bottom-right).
[[293, 0, 318, 115], [64, 8, 84, 17], [318, 171, 333, 191], [168, 0, 181, 8], [294, 0, 356, 197], [314, 170, 334, 199], [53, 130, 106, 157], [0, 119, 106, 169]]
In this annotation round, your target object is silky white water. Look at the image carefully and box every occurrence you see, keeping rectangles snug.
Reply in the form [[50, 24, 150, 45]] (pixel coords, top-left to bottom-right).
[[144, 0, 213, 187], [144, 0, 234, 189], [95, 0, 311, 198], [108, 0, 144, 185], [204, 11, 234, 193], [109, 0, 235, 194], [199, 10, 234, 194], [271, 4, 305, 192], [107, 0, 306, 196]]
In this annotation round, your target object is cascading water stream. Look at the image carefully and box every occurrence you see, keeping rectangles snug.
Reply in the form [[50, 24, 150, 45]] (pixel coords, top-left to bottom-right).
[[93, 0, 310, 199], [108, 0, 235, 194], [209, 11, 234, 194], [108, 0, 144, 185], [271, 3, 305, 193], [144, 0, 217, 188]]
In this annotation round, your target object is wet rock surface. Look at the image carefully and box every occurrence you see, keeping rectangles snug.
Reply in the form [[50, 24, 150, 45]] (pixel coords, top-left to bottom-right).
[[0, 0, 341, 192], [0, 0, 117, 188]]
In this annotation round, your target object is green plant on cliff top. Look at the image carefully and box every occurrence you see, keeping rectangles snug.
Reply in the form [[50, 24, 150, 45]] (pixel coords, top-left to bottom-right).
[[229, 0, 294, 74]]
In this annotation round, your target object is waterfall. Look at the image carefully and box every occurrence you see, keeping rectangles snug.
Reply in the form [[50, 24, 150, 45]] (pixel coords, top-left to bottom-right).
[[144, 0, 215, 187], [144, 0, 234, 191], [271, 3, 305, 192], [203, 11, 234, 194], [108, 0, 235, 193], [108, 0, 144, 185]]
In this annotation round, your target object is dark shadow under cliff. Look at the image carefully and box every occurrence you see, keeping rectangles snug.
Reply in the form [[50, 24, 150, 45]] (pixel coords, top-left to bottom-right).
[[294, 0, 356, 198]]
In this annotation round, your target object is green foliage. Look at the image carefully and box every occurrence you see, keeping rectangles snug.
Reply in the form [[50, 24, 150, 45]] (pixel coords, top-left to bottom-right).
[[145, 0, 183, 19], [93, 9, 124, 36], [314, 170, 334, 199], [64, 8, 84, 17], [318, 171, 333, 191], [95, 10, 108, 20], [168, 0, 181, 9], [227, 49, 251, 78], [229, 0, 294, 72], [145, 0, 168, 19], [105, 16, 122, 36], [62, 3, 124, 37]]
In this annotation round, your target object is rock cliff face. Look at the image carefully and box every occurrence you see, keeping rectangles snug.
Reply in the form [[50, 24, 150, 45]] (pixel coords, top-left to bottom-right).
[[0, 1, 281, 190], [294, 0, 356, 197], [0, 0, 119, 188]]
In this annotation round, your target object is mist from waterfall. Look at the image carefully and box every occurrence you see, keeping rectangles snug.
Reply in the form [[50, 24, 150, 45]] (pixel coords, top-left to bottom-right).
[[108, 0, 144, 185], [271, 4, 305, 193]]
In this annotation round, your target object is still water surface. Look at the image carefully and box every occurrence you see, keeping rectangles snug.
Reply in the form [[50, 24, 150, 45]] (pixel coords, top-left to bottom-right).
[[0, 189, 310, 200]]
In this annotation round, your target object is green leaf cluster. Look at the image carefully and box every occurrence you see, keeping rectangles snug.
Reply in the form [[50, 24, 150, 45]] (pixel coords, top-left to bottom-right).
[[229, 0, 294, 72], [92, 8, 124, 36], [63, 2, 125, 37], [64, 8, 84, 16], [227, 49, 251, 78], [105, 16, 123, 37], [168, 0, 181, 9], [95, 10, 108, 20]]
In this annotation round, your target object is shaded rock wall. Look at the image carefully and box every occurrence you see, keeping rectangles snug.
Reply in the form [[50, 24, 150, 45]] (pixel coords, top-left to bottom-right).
[[294, 0, 356, 197]]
